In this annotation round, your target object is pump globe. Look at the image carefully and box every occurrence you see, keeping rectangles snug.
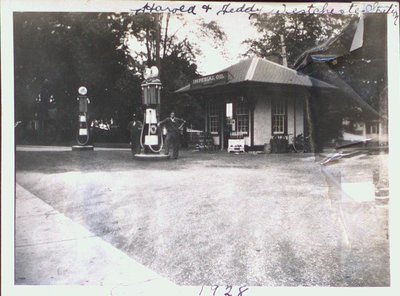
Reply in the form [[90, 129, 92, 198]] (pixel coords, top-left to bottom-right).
[[78, 86, 87, 96], [143, 68, 151, 79], [150, 66, 159, 78]]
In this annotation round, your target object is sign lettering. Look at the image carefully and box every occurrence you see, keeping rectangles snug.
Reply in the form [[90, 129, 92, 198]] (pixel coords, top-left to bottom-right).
[[191, 72, 228, 87]]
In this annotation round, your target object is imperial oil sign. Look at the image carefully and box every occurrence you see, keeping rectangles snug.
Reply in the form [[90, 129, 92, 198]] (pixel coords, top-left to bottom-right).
[[191, 72, 228, 88]]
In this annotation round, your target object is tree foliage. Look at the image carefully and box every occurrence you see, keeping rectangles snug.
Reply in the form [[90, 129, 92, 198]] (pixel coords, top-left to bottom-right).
[[124, 13, 226, 122], [14, 12, 142, 142], [244, 14, 352, 67], [126, 14, 226, 68]]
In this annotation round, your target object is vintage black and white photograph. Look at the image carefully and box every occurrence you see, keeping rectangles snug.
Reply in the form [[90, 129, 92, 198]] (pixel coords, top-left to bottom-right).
[[2, 0, 400, 295]]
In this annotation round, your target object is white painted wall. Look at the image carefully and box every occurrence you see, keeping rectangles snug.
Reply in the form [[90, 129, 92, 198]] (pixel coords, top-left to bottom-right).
[[253, 93, 271, 145], [295, 98, 304, 137], [287, 97, 305, 143], [253, 92, 304, 146], [244, 136, 250, 146], [287, 97, 294, 139]]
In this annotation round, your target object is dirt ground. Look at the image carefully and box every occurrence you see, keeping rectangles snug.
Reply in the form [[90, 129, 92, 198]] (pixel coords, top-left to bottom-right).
[[15, 147, 390, 286]]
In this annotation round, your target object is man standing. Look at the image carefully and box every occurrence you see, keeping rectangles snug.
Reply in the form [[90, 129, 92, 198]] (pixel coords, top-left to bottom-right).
[[158, 112, 186, 159], [127, 114, 142, 157]]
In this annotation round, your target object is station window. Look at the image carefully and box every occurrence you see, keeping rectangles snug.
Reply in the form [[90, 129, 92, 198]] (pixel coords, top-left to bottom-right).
[[272, 99, 286, 134], [208, 102, 219, 133], [236, 101, 249, 133]]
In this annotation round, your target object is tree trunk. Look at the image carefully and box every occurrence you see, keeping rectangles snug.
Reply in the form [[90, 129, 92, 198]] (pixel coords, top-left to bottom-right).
[[145, 28, 152, 64], [155, 13, 161, 72], [304, 91, 316, 153], [162, 13, 171, 59]]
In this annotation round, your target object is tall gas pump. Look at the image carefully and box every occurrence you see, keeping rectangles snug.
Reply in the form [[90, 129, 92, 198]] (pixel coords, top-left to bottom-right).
[[72, 86, 94, 151], [135, 66, 169, 160]]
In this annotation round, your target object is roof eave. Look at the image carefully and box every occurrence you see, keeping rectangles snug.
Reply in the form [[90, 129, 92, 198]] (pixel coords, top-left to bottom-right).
[[175, 80, 336, 96]]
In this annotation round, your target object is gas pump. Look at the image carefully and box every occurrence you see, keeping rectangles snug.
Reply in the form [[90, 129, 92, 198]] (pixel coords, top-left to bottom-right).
[[135, 66, 169, 160], [72, 86, 93, 150]]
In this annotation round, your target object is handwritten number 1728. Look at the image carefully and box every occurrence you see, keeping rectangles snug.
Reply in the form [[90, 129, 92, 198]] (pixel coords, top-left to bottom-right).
[[198, 285, 248, 296]]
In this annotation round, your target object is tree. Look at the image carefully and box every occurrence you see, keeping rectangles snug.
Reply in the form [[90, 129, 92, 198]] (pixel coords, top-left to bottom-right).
[[126, 13, 227, 71], [244, 14, 352, 67], [14, 12, 142, 143]]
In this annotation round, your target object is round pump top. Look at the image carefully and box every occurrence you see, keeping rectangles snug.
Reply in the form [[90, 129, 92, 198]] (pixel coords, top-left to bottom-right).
[[150, 66, 159, 77], [143, 66, 159, 80], [78, 86, 87, 96]]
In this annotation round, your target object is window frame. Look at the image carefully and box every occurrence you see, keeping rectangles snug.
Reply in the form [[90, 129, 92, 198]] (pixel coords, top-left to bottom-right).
[[235, 100, 249, 135], [208, 102, 219, 134], [272, 99, 287, 135]]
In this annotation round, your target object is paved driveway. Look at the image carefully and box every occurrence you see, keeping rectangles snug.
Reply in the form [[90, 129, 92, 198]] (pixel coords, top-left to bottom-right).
[[15, 148, 390, 286]]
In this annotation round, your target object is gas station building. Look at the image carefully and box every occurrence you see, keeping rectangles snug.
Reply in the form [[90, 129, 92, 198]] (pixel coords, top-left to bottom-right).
[[175, 57, 336, 151]]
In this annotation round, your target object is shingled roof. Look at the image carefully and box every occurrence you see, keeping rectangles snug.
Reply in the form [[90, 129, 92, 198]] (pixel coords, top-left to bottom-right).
[[175, 57, 336, 93]]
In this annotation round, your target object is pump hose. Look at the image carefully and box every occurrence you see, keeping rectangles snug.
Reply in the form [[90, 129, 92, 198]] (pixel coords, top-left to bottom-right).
[[148, 131, 164, 153], [139, 114, 145, 149]]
